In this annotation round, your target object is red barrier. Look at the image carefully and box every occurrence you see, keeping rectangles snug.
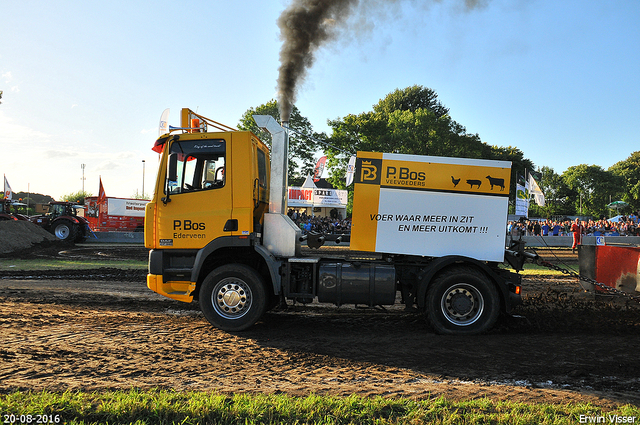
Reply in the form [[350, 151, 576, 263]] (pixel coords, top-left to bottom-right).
[[595, 246, 640, 293]]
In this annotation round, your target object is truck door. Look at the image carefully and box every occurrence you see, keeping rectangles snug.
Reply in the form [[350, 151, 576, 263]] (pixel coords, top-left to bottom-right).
[[155, 137, 231, 249]]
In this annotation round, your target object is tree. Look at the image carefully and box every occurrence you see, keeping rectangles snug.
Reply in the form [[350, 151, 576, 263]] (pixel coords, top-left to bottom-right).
[[609, 151, 640, 212], [373, 85, 450, 118], [326, 86, 491, 159], [561, 165, 623, 217], [238, 100, 320, 181], [324, 86, 534, 213], [61, 191, 92, 204], [131, 189, 149, 200], [10, 192, 55, 205], [489, 146, 534, 213]]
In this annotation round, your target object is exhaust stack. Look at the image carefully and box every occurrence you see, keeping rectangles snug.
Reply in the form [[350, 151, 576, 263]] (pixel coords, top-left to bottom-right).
[[270, 120, 289, 214], [253, 115, 301, 257]]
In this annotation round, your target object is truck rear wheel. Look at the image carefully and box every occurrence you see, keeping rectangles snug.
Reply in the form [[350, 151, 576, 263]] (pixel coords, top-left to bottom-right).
[[199, 264, 267, 332], [426, 266, 500, 335], [53, 220, 77, 241]]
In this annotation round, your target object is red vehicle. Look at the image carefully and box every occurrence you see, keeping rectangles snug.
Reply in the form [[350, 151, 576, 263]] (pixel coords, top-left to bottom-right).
[[84, 196, 148, 232], [0, 199, 29, 221], [29, 201, 90, 241]]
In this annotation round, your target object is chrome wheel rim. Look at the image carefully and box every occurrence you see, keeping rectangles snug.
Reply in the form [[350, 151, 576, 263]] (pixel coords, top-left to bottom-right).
[[440, 283, 484, 326], [55, 225, 70, 239], [212, 277, 252, 320]]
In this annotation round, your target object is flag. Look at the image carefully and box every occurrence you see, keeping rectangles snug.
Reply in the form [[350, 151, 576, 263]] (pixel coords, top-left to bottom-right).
[[345, 155, 356, 186], [515, 174, 529, 217], [3, 175, 12, 200], [158, 108, 170, 137], [528, 173, 545, 207], [313, 156, 327, 182], [98, 177, 106, 205]]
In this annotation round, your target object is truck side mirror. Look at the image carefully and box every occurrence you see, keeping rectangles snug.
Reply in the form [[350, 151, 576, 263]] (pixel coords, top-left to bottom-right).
[[168, 153, 178, 183], [163, 153, 178, 205]]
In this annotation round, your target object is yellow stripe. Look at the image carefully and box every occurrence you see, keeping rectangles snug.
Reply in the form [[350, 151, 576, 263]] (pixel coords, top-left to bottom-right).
[[350, 182, 381, 252]]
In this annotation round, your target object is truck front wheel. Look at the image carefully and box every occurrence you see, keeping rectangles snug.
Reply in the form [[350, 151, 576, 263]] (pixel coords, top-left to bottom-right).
[[426, 267, 500, 335], [199, 264, 267, 332], [53, 220, 77, 241]]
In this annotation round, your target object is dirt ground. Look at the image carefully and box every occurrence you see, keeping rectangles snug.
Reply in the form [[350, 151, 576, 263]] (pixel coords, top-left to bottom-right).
[[0, 244, 639, 408]]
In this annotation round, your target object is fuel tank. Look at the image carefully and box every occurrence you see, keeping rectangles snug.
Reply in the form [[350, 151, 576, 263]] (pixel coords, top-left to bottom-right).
[[317, 262, 396, 306]]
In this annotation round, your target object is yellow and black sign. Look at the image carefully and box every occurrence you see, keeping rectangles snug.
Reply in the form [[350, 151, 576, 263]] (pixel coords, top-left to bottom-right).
[[354, 151, 511, 196], [351, 151, 512, 261]]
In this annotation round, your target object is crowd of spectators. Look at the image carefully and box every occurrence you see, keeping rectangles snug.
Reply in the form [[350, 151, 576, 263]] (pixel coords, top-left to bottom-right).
[[287, 209, 351, 235], [507, 212, 640, 238]]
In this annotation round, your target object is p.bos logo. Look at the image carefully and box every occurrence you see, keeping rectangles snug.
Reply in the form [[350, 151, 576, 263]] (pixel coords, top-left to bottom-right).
[[360, 161, 378, 181], [173, 220, 206, 231]]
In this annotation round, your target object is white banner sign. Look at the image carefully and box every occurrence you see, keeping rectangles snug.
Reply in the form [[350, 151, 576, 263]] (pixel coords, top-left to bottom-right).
[[108, 198, 149, 217], [515, 183, 529, 217], [288, 187, 347, 208], [313, 188, 348, 207], [371, 189, 509, 262], [288, 187, 314, 207]]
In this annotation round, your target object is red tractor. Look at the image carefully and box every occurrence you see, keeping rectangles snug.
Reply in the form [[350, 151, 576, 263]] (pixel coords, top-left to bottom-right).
[[0, 199, 30, 221], [29, 201, 90, 242]]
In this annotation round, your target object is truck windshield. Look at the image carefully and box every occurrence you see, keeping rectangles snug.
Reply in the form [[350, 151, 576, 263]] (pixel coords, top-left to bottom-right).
[[167, 139, 226, 195]]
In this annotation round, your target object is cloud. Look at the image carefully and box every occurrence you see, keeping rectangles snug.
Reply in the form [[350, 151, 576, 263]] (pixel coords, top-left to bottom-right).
[[44, 150, 79, 159], [95, 161, 120, 171], [0, 111, 52, 143]]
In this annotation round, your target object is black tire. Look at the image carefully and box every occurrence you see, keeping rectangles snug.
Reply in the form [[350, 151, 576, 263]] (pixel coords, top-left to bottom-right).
[[199, 264, 267, 332], [425, 266, 500, 335], [74, 225, 87, 242], [52, 220, 77, 241]]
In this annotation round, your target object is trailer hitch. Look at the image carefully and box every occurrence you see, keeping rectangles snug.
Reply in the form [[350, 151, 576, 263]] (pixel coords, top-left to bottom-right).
[[300, 232, 325, 249], [504, 238, 539, 272]]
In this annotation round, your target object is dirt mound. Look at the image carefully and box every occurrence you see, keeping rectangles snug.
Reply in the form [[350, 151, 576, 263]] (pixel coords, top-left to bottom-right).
[[0, 221, 57, 254]]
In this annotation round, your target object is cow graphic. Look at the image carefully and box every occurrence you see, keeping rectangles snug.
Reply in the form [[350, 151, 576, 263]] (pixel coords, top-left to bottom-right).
[[486, 175, 505, 191]]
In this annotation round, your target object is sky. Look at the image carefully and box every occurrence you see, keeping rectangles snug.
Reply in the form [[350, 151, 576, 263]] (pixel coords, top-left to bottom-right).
[[1, 0, 638, 201]]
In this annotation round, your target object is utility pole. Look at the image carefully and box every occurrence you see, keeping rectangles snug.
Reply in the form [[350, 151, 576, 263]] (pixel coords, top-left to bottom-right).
[[142, 160, 146, 198], [81, 164, 86, 193], [579, 192, 582, 215]]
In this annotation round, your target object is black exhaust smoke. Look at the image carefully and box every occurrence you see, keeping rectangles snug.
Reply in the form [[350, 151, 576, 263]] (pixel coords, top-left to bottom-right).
[[276, 0, 489, 123], [277, 0, 358, 122]]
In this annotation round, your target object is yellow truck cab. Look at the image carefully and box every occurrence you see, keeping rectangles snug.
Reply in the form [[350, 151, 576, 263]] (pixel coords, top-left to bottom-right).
[[146, 110, 271, 309]]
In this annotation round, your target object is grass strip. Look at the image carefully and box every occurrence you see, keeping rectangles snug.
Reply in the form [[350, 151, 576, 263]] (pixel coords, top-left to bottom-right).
[[0, 389, 638, 425], [0, 258, 147, 271]]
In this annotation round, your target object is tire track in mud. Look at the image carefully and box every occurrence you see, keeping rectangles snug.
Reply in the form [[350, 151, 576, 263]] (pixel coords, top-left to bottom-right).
[[0, 276, 639, 407]]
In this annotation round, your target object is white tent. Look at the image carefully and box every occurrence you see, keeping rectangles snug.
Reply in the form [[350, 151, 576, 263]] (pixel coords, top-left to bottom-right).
[[301, 175, 316, 188]]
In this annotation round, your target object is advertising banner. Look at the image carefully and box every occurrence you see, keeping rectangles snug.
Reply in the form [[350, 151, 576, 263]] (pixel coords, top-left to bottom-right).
[[108, 198, 148, 217], [313, 188, 348, 207], [288, 187, 314, 207], [515, 182, 529, 217], [350, 151, 511, 262], [288, 187, 347, 208]]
